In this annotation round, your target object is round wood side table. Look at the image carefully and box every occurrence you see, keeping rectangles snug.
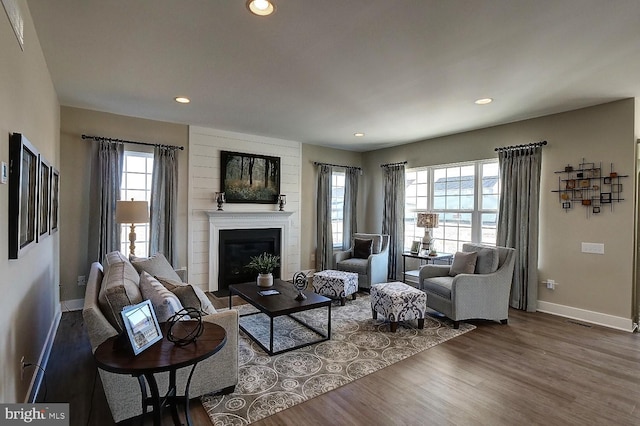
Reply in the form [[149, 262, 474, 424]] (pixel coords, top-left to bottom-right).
[[94, 321, 226, 426]]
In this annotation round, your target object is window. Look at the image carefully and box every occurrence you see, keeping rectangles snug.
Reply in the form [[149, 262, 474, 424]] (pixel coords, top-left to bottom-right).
[[405, 160, 499, 254], [331, 170, 345, 248], [120, 151, 153, 257]]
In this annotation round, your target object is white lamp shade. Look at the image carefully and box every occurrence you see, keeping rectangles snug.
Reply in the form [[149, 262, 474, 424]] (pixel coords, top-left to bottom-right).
[[116, 200, 149, 224]]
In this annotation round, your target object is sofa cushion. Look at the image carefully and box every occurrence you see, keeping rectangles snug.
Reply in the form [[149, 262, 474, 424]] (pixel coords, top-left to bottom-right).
[[353, 238, 373, 259], [353, 233, 383, 254], [139, 272, 186, 322], [337, 258, 369, 275], [131, 253, 182, 282], [449, 251, 478, 277], [103, 250, 134, 269], [423, 276, 454, 299], [474, 247, 500, 274], [156, 277, 217, 315], [98, 253, 143, 332]]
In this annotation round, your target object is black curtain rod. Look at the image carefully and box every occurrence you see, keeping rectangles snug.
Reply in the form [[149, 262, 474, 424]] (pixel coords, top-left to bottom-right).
[[81, 134, 184, 150], [380, 160, 408, 168], [494, 140, 547, 152], [313, 161, 362, 171]]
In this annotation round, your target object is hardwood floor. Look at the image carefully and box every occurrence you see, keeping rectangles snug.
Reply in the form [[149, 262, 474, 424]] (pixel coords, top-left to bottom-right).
[[38, 307, 640, 425]]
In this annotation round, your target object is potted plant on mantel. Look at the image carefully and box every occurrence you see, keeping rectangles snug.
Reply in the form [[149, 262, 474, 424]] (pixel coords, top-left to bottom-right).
[[246, 252, 280, 287]]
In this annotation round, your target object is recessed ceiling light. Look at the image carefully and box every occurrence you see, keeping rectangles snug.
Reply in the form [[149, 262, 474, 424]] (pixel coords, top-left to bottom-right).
[[175, 97, 190, 104], [474, 98, 493, 105], [354, 132, 365, 137], [247, 0, 275, 16]]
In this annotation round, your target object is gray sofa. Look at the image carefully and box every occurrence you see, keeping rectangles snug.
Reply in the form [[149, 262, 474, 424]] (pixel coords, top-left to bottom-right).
[[334, 233, 390, 290], [418, 243, 516, 328], [83, 257, 238, 423]]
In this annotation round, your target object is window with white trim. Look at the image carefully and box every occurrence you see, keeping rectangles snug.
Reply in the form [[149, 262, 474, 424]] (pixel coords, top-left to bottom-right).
[[120, 151, 153, 257], [331, 170, 346, 248], [405, 160, 499, 254]]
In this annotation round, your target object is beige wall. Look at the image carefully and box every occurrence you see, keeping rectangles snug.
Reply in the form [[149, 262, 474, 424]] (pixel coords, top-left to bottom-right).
[[59, 107, 189, 301], [0, 1, 60, 402], [300, 144, 363, 270], [362, 99, 636, 324]]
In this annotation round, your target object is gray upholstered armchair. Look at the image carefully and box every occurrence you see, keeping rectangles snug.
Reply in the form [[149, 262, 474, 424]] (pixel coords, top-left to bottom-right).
[[334, 233, 390, 290], [418, 243, 516, 328]]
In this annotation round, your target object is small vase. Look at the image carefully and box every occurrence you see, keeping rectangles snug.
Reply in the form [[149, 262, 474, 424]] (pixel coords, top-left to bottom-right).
[[257, 273, 274, 287]]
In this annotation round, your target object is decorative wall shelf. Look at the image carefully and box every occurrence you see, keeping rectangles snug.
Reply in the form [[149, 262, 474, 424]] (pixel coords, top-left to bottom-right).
[[552, 159, 626, 217]]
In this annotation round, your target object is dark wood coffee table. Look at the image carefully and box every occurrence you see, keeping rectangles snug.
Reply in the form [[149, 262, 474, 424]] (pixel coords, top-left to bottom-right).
[[94, 321, 226, 426], [229, 280, 332, 356]]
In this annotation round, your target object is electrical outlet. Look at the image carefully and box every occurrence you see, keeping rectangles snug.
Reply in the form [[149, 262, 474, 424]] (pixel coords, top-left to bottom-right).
[[77, 275, 86, 286]]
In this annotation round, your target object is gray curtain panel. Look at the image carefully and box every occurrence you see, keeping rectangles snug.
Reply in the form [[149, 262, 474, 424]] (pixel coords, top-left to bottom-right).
[[149, 146, 178, 265], [91, 140, 123, 262], [316, 165, 334, 271], [342, 168, 359, 251], [381, 164, 405, 280], [497, 146, 542, 312]]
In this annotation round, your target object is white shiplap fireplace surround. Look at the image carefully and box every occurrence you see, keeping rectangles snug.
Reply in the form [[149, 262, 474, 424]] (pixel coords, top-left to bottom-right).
[[206, 211, 294, 292]]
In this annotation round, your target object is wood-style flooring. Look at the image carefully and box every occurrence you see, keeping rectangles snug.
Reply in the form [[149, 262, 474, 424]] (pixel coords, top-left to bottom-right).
[[37, 300, 640, 425]]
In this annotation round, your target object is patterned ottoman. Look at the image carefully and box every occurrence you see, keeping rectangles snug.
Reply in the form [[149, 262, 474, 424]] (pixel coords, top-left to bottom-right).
[[313, 270, 358, 306], [370, 282, 427, 332]]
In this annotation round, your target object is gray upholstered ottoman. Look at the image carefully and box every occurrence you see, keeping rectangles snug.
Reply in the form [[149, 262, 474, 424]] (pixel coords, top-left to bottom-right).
[[370, 282, 427, 332], [313, 270, 358, 306]]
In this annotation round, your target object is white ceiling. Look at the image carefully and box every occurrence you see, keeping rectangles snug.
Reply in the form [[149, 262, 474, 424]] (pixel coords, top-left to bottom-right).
[[26, 0, 640, 151]]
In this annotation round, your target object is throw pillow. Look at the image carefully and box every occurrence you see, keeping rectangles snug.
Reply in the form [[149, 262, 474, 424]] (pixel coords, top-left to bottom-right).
[[449, 251, 478, 277], [131, 253, 182, 283], [139, 272, 186, 322], [98, 253, 143, 332], [353, 234, 383, 254], [353, 238, 374, 259], [156, 276, 217, 315], [474, 247, 500, 274]]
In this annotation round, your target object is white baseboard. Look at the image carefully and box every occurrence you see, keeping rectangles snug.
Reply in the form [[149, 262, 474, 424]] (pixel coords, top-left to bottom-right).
[[537, 300, 634, 332], [25, 306, 62, 402], [61, 298, 84, 312]]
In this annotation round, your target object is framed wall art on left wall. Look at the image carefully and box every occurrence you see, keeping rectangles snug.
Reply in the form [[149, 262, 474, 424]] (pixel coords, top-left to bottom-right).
[[8, 133, 39, 259]]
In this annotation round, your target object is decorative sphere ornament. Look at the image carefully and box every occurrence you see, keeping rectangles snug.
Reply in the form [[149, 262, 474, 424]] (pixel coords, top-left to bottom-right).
[[292, 271, 308, 301], [167, 307, 204, 346]]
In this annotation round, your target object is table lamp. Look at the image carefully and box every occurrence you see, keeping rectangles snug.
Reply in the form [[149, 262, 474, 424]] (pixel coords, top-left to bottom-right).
[[116, 199, 149, 256], [416, 212, 439, 255]]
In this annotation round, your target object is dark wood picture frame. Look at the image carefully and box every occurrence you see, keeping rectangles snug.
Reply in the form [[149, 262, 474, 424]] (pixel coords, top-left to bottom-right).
[[8, 133, 39, 259], [50, 168, 60, 233], [38, 156, 51, 239], [221, 150, 280, 203]]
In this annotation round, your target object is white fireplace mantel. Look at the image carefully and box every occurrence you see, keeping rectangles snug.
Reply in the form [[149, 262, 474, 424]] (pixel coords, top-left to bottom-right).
[[206, 211, 294, 291]]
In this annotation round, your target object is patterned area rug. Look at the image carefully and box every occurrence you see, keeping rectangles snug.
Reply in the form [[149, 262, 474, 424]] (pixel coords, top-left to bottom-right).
[[201, 294, 474, 425]]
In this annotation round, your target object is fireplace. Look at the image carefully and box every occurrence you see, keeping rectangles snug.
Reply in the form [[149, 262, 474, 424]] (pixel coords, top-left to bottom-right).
[[207, 211, 294, 292], [218, 228, 281, 292]]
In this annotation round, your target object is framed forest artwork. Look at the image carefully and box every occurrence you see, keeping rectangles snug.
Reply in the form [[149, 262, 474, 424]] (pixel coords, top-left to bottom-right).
[[221, 151, 280, 203], [50, 168, 60, 233], [38, 155, 51, 239], [8, 133, 39, 259]]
